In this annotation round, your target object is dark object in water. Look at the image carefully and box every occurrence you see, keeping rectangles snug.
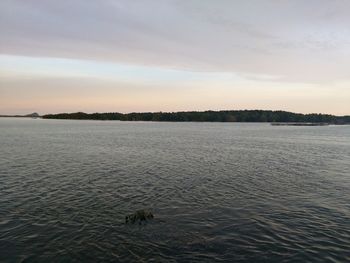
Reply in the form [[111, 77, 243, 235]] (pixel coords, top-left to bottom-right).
[[125, 209, 154, 224]]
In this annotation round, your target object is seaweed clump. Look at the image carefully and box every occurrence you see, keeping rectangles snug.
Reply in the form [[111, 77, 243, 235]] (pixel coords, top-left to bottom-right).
[[125, 209, 154, 225]]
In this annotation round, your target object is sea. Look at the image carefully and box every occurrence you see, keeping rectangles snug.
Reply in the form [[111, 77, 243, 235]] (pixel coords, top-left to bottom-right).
[[0, 118, 349, 262]]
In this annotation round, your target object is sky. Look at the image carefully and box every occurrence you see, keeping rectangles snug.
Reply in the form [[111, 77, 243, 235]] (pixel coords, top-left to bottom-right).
[[1, 0, 349, 115]]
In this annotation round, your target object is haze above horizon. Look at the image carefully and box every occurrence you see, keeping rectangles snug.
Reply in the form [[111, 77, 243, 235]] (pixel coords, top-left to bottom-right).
[[1, 0, 350, 115]]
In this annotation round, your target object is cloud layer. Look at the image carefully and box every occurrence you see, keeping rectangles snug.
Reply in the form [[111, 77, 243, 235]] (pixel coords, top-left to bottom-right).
[[2, 0, 350, 82]]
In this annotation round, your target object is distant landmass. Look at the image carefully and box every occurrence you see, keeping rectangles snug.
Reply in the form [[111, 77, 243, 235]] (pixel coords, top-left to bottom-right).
[[0, 112, 40, 118], [25, 112, 40, 118], [42, 110, 350, 124]]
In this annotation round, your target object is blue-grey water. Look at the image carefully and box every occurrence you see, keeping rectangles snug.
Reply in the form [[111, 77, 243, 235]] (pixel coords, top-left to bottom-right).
[[0, 118, 349, 262]]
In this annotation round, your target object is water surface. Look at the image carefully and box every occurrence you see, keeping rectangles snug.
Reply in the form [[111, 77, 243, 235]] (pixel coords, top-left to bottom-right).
[[0, 118, 349, 262]]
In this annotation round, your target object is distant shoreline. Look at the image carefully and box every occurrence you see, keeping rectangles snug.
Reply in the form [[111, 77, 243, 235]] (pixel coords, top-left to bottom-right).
[[270, 122, 331, 126], [37, 110, 350, 124], [0, 113, 40, 118]]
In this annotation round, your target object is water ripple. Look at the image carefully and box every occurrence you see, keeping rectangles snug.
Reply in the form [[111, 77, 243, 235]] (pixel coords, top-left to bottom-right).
[[0, 119, 349, 262]]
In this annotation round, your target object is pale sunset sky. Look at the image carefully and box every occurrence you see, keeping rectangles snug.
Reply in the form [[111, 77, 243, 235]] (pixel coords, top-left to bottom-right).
[[1, 0, 349, 115]]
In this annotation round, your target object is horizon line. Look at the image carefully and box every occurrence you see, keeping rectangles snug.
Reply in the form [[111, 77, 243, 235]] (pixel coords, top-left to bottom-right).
[[2, 109, 349, 117]]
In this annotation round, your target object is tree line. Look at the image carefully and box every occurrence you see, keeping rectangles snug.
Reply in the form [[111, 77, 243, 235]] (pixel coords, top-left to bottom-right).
[[42, 110, 350, 124]]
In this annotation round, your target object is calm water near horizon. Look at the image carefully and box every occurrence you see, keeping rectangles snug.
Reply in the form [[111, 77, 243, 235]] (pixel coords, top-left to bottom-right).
[[0, 118, 349, 262]]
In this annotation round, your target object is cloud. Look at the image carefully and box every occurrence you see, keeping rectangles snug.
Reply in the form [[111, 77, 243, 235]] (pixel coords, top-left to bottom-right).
[[1, 0, 350, 83]]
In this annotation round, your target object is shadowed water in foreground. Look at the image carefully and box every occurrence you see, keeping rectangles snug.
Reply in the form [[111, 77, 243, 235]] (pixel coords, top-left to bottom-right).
[[0, 118, 349, 262]]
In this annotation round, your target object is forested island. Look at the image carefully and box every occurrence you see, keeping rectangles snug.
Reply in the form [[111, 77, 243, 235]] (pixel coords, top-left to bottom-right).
[[42, 110, 350, 124]]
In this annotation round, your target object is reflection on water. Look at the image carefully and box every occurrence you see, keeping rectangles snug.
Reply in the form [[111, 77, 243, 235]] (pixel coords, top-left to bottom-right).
[[0, 118, 349, 262]]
